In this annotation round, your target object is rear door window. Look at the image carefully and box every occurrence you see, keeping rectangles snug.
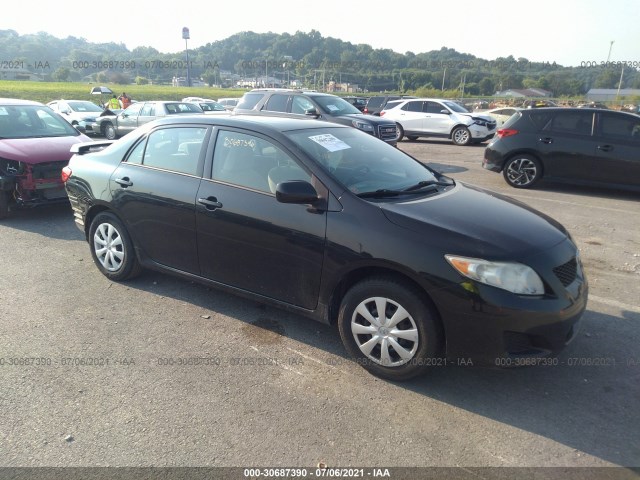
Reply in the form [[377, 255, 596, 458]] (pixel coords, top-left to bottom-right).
[[546, 111, 594, 136], [263, 94, 289, 112]]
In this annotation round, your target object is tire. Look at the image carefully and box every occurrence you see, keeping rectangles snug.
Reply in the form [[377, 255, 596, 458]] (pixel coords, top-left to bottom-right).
[[406, 136, 418, 141], [395, 123, 404, 142], [103, 122, 117, 141], [502, 154, 542, 188], [451, 126, 472, 145], [88, 212, 141, 281], [0, 191, 9, 220], [338, 276, 443, 381]]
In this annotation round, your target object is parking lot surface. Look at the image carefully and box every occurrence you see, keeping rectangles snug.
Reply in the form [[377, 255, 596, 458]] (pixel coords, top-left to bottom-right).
[[1, 138, 638, 471]]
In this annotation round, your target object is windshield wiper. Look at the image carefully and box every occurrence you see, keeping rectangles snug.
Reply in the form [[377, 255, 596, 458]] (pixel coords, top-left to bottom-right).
[[402, 178, 455, 192], [357, 186, 439, 199]]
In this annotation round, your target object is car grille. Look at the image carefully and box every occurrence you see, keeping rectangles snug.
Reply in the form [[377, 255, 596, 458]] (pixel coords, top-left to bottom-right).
[[553, 257, 578, 286], [31, 161, 68, 180], [378, 125, 397, 140]]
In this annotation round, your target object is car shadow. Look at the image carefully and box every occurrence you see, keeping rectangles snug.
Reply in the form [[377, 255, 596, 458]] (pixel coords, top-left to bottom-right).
[[123, 271, 639, 467], [532, 181, 640, 201], [426, 162, 468, 175], [401, 139, 487, 147], [0, 203, 84, 241]]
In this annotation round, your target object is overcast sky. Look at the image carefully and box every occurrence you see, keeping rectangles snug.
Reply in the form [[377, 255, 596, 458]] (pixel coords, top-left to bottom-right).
[[2, 0, 638, 67]]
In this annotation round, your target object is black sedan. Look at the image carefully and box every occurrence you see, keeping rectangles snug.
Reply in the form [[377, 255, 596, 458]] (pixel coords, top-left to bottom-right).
[[63, 116, 588, 380]]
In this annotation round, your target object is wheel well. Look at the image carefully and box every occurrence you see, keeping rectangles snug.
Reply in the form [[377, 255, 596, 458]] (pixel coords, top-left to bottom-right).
[[83, 205, 113, 240], [101, 121, 113, 134], [328, 266, 444, 333], [448, 124, 470, 138]]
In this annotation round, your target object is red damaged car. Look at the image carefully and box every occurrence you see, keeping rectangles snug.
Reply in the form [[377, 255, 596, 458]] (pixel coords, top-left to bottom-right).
[[0, 98, 91, 219]]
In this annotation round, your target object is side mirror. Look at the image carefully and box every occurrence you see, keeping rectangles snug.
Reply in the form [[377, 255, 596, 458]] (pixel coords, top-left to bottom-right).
[[275, 180, 319, 204], [304, 107, 320, 118], [440, 109, 450, 115]]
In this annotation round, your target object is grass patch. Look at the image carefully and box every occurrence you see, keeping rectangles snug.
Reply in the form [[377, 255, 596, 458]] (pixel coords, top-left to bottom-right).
[[0, 81, 247, 104]]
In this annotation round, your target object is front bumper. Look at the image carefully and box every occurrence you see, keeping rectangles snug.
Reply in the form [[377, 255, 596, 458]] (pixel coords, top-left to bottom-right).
[[469, 124, 495, 142], [431, 239, 588, 365]]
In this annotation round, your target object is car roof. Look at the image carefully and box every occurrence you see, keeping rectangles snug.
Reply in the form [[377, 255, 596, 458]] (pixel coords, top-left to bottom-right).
[[520, 107, 636, 116], [150, 114, 349, 132], [0, 98, 44, 106]]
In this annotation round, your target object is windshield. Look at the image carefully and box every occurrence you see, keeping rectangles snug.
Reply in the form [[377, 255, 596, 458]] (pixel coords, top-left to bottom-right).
[[67, 101, 103, 113], [442, 101, 469, 113], [311, 96, 362, 116], [200, 102, 226, 112], [285, 127, 440, 196], [0, 104, 80, 139]]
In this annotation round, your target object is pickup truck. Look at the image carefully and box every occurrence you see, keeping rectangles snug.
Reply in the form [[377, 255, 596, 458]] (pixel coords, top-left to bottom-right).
[[93, 101, 204, 139]]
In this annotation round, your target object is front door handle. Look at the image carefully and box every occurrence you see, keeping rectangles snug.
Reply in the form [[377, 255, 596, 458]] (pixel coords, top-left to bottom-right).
[[198, 196, 223, 211], [539, 137, 554, 144], [115, 177, 133, 187], [597, 144, 613, 152]]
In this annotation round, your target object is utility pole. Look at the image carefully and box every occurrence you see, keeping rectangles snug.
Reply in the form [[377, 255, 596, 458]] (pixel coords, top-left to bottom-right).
[[182, 27, 191, 87]]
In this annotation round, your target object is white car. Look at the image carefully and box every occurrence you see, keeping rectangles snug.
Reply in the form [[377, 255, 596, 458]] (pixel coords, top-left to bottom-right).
[[46, 100, 105, 136], [482, 107, 523, 129], [182, 97, 229, 115], [380, 98, 497, 145], [216, 98, 239, 111]]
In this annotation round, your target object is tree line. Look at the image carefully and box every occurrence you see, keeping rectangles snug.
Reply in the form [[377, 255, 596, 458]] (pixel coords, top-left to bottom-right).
[[1, 29, 638, 97]]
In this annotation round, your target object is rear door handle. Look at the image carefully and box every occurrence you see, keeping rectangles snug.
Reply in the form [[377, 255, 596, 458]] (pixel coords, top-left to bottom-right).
[[539, 137, 553, 144], [198, 196, 223, 211], [114, 177, 133, 187], [597, 144, 613, 152]]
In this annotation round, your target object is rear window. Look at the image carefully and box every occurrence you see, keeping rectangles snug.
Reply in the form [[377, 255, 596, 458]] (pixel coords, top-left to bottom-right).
[[366, 97, 386, 109], [237, 93, 265, 110]]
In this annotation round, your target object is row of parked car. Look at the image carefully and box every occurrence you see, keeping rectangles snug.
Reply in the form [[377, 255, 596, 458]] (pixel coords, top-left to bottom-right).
[[1, 87, 636, 380]]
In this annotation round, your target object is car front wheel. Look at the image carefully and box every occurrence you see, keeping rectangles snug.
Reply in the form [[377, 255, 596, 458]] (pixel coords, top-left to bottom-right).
[[503, 154, 542, 188], [338, 277, 443, 381], [89, 212, 141, 281], [395, 123, 404, 141], [103, 122, 117, 141], [451, 126, 471, 146]]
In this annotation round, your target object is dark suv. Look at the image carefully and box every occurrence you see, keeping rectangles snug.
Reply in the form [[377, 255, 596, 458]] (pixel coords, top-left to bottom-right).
[[483, 108, 640, 189], [364, 95, 416, 116], [234, 89, 399, 145]]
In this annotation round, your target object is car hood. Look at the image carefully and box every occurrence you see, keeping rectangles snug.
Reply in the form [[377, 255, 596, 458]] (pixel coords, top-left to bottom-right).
[[0, 135, 90, 164], [380, 183, 568, 259], [461, 113, 494, 122], [330, 113, 395, 125]]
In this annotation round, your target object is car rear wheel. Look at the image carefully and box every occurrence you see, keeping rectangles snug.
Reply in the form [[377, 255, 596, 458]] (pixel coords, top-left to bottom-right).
[[451, 126, 471, 146], [503, 154, 542, 188], [395, 123, 404, 141], [406, 136, 418, 141], [338, 277, 443, 381], [103, 122, 117, 141], [89, 212, 141, 281]]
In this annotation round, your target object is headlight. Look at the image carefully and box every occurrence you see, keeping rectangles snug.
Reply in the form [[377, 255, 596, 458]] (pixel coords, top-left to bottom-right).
[[445, 255, 545, 295], [472, 117, 489, 127], [352, 121, 374, 132]]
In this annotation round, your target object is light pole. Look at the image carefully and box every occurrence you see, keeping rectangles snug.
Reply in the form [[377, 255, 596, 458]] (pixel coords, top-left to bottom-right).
[[607, 40, 614, 63], [182, 27, 191, 87]]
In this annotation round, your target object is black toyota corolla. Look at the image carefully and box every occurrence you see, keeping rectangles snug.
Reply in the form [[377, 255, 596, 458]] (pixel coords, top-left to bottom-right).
[[63, 116, 588, 381]]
